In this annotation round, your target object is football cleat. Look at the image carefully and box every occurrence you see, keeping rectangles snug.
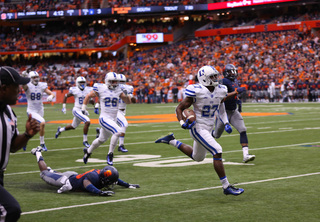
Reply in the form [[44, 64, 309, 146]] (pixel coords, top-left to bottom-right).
[[118, 145, 128, 153], [55, 127, 61, 139], [23, 145, 27, 151], [223, 185, 244, 196], [83, 141, 90, 148], [155, 133, 175, 144], [83, 148, 91, 164], [107, 152, 114, 166], [243, 154, 256, 163], [40, 143, 47, 151], [96, 128, 100, 138], [31, 146, 44, 155]]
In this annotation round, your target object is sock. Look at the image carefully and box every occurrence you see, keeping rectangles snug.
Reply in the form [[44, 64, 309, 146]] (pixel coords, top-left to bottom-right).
[[118, 136, 124, 146], [87, 138, 103, 153], [83, 134, 88, 142], [60, 127, 66, 132], [36, 152, 43, 162], [220, 176, 230, 189], [169, 139, 182, 149], [242, 146, 249, 157], [40, 136, 45, 144], [109, 134, 118, 153]]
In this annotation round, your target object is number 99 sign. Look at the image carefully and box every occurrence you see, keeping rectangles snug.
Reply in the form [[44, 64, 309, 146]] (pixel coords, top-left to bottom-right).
[[136, 33, 164, 43]]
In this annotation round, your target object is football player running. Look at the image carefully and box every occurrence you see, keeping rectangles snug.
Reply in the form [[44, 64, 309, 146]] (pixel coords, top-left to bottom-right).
[[55, 76, 93, 148], [155, 65, 244, 196], [22, 71, 55, 151], [95, 74, 136, 152], [212, 64, 255, 163], [30, 146, 140, 195], [82, 72, 133, 165]]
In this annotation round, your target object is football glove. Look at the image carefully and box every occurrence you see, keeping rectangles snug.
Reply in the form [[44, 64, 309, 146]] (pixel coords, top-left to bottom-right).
[[99, 191, 115, 196], [236, 87, 246, 94], [128, 184, 140, 189], [81, 104, 89, 116], [94, 103, 99, 115], [224, 123, 233, 134], [180, 119, 196, 130], [62, 103, 66, 114], [47, 95, 54, 102]]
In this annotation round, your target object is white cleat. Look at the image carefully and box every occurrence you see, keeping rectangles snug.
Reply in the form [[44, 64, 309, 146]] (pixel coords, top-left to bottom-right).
[[243, 154, 256, 163]]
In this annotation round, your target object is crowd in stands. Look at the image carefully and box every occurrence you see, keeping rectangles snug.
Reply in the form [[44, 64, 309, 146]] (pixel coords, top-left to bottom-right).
[[0, 0, 84, 13], [0, 18, 182, 51], [1, 2, 319, 103], [13, 27, 320, 103]]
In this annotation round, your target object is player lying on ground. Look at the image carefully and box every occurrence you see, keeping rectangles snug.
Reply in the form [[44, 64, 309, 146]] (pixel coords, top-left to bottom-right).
[[31, 146, 140, 196]]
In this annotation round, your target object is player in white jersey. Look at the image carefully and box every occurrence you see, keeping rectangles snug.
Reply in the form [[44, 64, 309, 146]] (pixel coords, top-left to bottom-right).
[[81, 72, 133, 165], [155, 65, 244, 196], [22, 71, 55, 151], [113, 74, 136, 152], [55, 77, 93, 147], [94, 74, 136, 152]]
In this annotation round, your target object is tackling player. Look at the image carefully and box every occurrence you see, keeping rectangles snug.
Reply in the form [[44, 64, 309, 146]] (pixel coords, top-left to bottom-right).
[[82, 72, 133, 166], [155, 65, 244, 196], [30, 146, 140, 195], [22, 71, 55, 151], [212, 64, 255, 163], [55, 76, 93, 148]]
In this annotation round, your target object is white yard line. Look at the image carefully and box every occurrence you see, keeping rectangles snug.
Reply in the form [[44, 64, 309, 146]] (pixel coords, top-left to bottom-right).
[[21, 172, 320, 215], [6, 141, 320, 176]]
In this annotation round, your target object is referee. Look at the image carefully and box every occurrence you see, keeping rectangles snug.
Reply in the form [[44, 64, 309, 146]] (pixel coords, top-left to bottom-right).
[[0, 66, 40, 221]]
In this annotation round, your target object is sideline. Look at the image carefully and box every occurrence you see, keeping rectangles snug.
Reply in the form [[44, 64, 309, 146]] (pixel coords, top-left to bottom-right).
[[22, 172, 320, 215]]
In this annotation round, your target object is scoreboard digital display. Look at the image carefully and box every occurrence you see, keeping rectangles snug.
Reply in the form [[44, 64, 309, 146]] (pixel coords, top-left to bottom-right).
[[136, 33, 164, 43], [0, 0, 300, 20]]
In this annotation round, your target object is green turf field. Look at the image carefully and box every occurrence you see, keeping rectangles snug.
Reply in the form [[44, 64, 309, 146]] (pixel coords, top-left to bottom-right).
[[5, 102, 320, 222]]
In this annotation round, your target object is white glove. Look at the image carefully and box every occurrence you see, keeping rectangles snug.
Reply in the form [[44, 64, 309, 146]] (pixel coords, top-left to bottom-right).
[[128, 184, 140, 189], [47, 95, 54, 102], [57, 179, 72, 193], [62, 103, 66, 114], [81, 104, 89, 116], [21, 70, 29, 77]]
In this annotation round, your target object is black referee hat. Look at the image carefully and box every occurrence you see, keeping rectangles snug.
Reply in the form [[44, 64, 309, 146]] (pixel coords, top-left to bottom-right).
[[0, 66, 30, 85]]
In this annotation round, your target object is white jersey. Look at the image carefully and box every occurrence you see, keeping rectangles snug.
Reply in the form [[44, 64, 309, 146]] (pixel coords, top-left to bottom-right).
[[118, 84, 134, 111], [185, 83, 227, 127], [25, 82, 48, 113], [93, 83, 123, 119], [69, 86, 93, 109]]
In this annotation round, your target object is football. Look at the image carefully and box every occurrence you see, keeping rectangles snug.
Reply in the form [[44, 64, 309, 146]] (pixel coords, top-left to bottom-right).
[[182, 109, 196, 122]]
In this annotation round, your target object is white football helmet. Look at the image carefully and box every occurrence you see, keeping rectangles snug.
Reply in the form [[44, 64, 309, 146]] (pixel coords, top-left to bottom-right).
[[29, 71, 40, 85], [76, 76, 86, 90], [117, 74, 126, 83], [197, 66, 220, 87], [105, 72, 118, 89]]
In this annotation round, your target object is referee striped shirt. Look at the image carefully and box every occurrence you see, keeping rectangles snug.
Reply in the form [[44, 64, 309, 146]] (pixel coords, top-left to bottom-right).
[[0, 105, 18, 171]]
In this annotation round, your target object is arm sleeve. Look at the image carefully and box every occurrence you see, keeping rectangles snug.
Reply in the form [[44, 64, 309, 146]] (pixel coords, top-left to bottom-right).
[[218, 103, 229, 125], [85, 184, 101, 194], [117, 179, 130, 188]]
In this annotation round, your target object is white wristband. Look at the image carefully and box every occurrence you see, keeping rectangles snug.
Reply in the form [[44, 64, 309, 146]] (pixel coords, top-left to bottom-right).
[[81, 104, 87, 111], [179, 120, 185, 126], [62, 103, 66, 109], [94, 103, 100, 108]]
